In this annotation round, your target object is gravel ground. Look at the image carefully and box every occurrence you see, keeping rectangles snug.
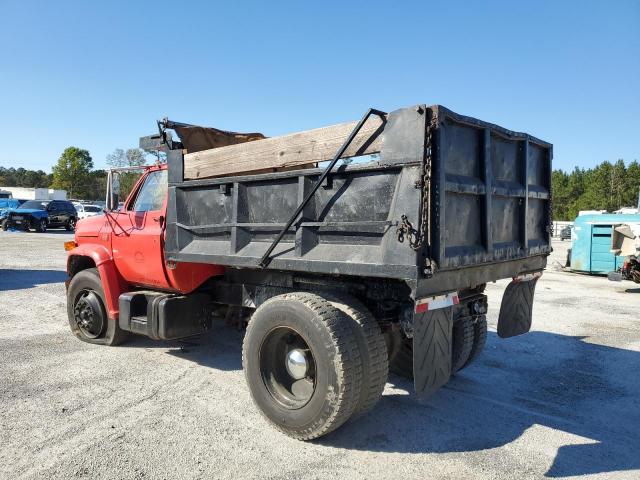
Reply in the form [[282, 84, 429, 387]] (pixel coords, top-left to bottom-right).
[[1, 231, 639, 480]]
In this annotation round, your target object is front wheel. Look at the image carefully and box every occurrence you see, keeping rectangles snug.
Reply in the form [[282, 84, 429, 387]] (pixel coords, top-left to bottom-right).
[[35, 218, 47, 233], [1, 220, 8, 231], [67, 268, 127, 345], [243, 292, 363, 440], [65, 218, 76, 231]]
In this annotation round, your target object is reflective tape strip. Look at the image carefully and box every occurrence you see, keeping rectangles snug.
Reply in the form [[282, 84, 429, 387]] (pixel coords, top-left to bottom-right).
[[415, 292, 459, 313], [513, 271, 543, 283]]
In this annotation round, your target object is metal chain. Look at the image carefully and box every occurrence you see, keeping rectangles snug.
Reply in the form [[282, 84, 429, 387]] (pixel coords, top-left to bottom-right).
[[395, 115, 435, 255], [414, 119, 435, 251], [396, 214, 419, 247]]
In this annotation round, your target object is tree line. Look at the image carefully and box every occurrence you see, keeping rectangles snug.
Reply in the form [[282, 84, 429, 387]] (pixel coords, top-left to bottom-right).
[[0, 147, 152, 200], [2, 147, 639, 214], [0, 167, 51, 189], [552, 159, 640, 220]]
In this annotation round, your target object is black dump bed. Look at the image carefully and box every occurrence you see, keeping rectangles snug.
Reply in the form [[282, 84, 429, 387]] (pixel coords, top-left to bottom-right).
[[162, 105, 552, 295]]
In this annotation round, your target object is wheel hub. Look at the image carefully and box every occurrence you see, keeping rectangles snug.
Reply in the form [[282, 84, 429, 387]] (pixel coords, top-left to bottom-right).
[[260, 327, 316, 409], [285, 348, 308, 380], [73, 290, 105, 339]]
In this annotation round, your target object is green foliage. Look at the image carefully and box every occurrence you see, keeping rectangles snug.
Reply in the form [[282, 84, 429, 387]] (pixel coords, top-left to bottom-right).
[[51, 147, 94, 198], [84, 170, 108, 201], [115, 171, 145, 202], [552, 159, 640, 220], [1, 145, 146, 201], [0, 167, 52, 188]]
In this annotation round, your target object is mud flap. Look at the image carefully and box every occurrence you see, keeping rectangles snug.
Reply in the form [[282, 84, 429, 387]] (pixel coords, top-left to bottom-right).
[[497, 275, 539, 338], [413, 307, 453, 397]]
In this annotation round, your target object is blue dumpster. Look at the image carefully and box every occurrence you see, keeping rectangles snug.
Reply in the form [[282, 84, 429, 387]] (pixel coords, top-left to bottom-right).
[[570, 213, 640, 273]]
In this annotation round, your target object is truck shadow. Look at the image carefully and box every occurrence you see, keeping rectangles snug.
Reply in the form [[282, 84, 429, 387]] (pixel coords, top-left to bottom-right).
[[120, 322, 244, 372], [0, 269, 68, 291], [119, 326, 640, 477], [322, 331, 640, 478]]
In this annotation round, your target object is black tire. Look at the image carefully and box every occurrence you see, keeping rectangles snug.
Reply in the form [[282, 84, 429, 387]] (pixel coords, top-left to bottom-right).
[[242, 292, 363, 440], [325, 293, 388, 416], [451, 317, 475, 373], [566, 248, 572, 268], [65, 217, 76, 231], [35, 218, 47, 233], [390, 315, 484, 379], [67, 268, 128, 346], [461, 315, 487, 370], [1, 220, 8, 231], [22, 220, 30, 232]]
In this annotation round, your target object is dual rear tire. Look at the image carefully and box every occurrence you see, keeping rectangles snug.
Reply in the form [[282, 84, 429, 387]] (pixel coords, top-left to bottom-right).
[[242, 292, 388, 440], [390, 314, 488, 379]]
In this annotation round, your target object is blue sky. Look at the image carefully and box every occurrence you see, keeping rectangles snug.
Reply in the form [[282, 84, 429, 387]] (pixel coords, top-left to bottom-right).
[[0, 0, 638, 172]]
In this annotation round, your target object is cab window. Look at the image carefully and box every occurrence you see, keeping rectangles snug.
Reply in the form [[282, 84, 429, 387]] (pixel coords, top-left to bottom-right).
[[130, 169, 168, 212]]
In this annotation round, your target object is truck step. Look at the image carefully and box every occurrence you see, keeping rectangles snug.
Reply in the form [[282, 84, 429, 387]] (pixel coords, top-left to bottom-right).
[[130, 315, 148, 325], [118, 291, 213, 340]]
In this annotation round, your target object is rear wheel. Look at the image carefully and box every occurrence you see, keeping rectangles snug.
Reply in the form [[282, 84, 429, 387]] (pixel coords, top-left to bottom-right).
[[451, 317, 475, 373], [325, 293, 388, 416], [243, 292, 363, 440], [67, 268, 127, 346], [461, 315, 487, 370], [390, 315, 488, 379]]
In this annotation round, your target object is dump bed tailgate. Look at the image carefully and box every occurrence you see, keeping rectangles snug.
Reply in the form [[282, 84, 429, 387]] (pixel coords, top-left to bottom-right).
[[430, 106, 552, 270]]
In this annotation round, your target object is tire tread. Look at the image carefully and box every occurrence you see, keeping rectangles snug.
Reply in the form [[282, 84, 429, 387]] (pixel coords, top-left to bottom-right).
[[243, 292, 363, 440]]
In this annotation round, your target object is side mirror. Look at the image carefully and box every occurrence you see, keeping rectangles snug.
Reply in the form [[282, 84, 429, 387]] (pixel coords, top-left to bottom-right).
[[107, 193, 119, 211], [105, 171, 121, 211]]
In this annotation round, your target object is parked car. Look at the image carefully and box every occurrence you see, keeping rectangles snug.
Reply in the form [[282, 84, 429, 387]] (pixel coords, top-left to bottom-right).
[[2, 199, 77, 232], [73, 203, 103, 220], [560, 225, 572, 240], [0, 198, 27, 225]]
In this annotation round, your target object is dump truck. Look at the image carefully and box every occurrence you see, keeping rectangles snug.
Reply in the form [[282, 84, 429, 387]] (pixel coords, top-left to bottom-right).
[[64, 104, 552, 440]]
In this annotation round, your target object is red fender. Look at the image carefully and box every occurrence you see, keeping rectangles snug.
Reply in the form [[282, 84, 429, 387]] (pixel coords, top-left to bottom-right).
[[67, 244, 128, 320]]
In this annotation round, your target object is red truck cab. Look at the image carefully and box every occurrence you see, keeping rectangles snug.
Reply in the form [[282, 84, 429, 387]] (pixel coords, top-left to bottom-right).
[[68, 164, 222, 324]]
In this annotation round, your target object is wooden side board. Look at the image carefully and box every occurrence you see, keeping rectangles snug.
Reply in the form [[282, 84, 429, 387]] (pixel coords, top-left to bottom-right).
[[183, 115, 386, 179]]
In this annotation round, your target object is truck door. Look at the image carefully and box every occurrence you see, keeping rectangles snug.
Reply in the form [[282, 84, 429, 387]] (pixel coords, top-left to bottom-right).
[[111, 169, 170, 289]]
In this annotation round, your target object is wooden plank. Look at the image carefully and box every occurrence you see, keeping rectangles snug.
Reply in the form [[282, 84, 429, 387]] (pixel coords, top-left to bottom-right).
[[183, 115, 386, 179]]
